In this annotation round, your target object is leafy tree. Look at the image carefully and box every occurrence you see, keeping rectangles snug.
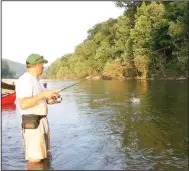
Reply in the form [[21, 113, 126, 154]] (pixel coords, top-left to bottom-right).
[[102, 59, 125, 79], [46, 1, 188, 80], [130, 2, 152, 79]]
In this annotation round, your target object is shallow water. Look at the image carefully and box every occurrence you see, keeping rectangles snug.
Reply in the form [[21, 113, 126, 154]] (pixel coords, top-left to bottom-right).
[[2, 80, 188, 170]]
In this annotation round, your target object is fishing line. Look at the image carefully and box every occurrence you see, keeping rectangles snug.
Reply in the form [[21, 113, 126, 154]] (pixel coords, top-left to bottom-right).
[[60, 76, 92, 92], [54, 76, 92, 103]]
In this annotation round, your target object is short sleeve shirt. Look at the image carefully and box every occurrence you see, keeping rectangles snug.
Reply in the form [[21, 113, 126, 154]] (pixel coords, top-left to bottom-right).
[[16, 72, 48, 116]]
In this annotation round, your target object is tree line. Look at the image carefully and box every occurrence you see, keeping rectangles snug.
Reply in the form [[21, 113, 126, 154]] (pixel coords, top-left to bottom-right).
[[42, 2, 189, 79]]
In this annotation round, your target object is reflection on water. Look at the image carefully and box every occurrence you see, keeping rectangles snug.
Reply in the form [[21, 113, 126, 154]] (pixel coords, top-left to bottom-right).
[[2, 103, 16, 111], [2, 80, 188, 170], [27, 160, 49, 170], [27, 154, 52, 170]]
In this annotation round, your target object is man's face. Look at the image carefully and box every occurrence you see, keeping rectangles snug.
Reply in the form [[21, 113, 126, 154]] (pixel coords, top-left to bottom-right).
[[36, 63, 44, 75]]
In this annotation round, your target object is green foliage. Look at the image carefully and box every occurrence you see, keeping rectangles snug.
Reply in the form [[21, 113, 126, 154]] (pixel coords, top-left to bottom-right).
[[115, 0, 132, 8], [165, 1, 188, 23], [130, 2, 152, 78], [148, 2, 165, 24], [102, 59, 125, 79], [114, 14, 132, 60], [152, 19, 172, 48], [46, 1, 188, 80]]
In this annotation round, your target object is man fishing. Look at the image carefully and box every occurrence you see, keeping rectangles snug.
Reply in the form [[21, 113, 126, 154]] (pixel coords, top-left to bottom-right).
[[16, 54, 61, 165]]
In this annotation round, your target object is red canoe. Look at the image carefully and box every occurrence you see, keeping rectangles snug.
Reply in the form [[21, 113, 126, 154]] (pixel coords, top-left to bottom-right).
[[2, 93, 16, 105]]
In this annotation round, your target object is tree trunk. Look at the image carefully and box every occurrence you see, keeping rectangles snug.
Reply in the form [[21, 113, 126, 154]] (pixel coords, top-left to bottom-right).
[[142, 64, 148, 79], [159, 60, 167, 77]]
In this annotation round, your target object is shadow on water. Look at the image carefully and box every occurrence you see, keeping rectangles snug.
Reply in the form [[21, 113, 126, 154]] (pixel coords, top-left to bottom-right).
[[2, 79, 188, 170], [26, 153, 53, 170]]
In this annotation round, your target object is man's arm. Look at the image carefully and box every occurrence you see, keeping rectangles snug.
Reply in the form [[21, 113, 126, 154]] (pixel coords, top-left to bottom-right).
[[18, 93, 45, 110], [19, 89, 61, 109]]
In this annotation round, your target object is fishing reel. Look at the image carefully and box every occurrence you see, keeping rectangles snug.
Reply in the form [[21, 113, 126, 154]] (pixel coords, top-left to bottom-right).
[[52, 95, 63, 103]]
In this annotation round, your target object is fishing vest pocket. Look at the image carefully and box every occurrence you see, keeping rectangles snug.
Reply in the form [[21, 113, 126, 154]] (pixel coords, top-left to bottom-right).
[[22, 114, 46, 129]]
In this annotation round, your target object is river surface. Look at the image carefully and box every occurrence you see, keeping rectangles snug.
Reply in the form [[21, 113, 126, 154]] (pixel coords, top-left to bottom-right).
[[2, 80, 188, 170]]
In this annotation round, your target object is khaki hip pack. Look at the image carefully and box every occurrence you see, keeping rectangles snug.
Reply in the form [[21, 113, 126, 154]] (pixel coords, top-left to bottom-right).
[[22, 114, 46, 129]]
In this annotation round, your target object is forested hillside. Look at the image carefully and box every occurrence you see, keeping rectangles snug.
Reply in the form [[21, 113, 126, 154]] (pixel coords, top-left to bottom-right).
[[2, 59, 16, 78], [2, 59, 26, 78], [46, 1, 188, 80]]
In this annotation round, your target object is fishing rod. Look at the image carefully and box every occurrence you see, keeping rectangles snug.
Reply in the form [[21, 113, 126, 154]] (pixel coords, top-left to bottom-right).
[[55, 77, 146, 103], [54, 76, 92, 103], [60, 76, 91, 92]]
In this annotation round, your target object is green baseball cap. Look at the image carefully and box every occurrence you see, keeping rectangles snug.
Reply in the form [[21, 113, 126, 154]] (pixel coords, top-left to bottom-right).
[[26, 53, 48, 65]]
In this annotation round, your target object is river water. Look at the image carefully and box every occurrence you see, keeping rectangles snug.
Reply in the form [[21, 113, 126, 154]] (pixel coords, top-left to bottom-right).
[[2, 79, 188, 170]]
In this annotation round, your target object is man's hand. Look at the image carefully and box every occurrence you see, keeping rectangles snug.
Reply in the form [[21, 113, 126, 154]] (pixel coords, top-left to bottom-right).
[[47, 98, 56, 105], [18, 89, 62, 110], [40, 89, 62, 99]]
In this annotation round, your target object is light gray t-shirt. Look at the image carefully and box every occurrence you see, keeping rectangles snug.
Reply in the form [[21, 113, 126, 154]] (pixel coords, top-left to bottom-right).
[[16, 72, 48, 116]]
